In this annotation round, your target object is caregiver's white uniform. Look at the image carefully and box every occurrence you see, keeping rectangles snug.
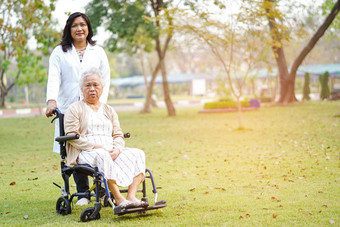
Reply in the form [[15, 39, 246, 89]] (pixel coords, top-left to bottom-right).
[[46, 43, 110, 153]]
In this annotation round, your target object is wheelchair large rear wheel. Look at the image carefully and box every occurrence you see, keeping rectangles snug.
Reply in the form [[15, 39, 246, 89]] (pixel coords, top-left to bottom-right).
[[56, 196, 71, 215], [80, 207, 100, 222]]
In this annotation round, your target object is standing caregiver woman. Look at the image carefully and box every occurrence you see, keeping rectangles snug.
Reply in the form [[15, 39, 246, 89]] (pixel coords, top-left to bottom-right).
[[45, 12, 110, 205]]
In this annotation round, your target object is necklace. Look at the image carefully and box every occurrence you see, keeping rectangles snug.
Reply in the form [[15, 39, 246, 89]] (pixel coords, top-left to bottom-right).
[[76, 47, 87, 62]]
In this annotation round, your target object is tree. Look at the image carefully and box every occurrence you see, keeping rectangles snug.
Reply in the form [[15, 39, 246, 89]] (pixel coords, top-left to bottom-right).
[[180, 8, 265, 128], [0, 0, 58, 107], [302, 72, 311, 100], [319, 71, 330, 100], [260, 0, 340, 104], [86, 0, 176, 116]]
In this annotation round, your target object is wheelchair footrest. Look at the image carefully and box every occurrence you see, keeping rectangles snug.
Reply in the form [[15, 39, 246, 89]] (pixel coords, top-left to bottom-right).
[[114, 200, 166, 216]]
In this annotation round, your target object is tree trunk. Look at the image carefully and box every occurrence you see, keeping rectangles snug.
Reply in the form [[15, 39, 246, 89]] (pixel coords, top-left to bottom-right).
[[160, 58, 176, 116], [237, 97, 242, 128], [141, 61, 161, 113], [266, 1, 295, 104], [139, 46, 157, 108], [0, 91, 6, 107], [0, 70, 6, 108], [271, 45, 293, 103]]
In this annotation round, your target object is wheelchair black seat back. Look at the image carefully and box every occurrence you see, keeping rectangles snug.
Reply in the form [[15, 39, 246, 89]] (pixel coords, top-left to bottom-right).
[[51, 108, 166, 222]]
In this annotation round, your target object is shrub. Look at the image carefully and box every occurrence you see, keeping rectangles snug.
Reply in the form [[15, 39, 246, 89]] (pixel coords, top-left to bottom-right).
[[319, 72, 330, 100], [259, 96, 272, 103], [203, 99, 250, 109], [303, 72, 311, 100]]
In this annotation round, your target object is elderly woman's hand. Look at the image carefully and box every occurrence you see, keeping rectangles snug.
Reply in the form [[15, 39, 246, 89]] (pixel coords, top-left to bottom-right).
[[94, 144, 120, 160], [109, 148, 120, 160]]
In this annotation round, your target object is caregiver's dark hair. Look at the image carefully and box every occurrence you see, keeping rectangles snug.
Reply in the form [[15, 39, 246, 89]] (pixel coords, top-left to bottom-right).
[[60, 12, 96, 52]]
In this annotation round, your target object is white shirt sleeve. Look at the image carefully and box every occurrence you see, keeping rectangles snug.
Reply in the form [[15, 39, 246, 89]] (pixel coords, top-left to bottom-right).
[[46, 48, 61, 102], [99, 47, 110, 104]]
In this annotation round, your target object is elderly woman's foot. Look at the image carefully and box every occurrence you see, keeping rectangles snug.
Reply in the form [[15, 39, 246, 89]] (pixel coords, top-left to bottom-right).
[[117, 199, 133, 208], [130, 198, 148, 207]]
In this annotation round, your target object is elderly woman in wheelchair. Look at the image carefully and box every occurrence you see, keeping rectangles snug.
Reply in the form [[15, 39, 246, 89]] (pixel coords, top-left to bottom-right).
[[52, 67, 166, 221], [64, 67, 147, 209]]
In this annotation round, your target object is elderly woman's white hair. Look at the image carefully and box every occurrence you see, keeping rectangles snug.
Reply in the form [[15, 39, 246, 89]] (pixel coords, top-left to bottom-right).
[[79, 67, 105, 88]]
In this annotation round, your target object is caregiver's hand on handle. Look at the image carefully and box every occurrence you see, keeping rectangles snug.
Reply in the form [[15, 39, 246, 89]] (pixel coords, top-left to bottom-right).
[[46, 100, 57, 117]]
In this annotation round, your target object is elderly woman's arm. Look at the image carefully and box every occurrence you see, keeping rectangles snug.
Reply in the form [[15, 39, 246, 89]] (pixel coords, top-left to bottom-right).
[[111, 107, 125, 152], [64, 104, 95, 151]]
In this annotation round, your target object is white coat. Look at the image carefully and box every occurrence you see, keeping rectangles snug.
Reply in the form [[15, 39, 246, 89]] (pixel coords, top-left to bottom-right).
[[46, 43, 110, 153]]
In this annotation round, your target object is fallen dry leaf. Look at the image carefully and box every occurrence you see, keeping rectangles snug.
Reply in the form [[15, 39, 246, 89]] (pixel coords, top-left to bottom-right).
[[9, 181, 16, 186], [246, 213, 251, 217], [239, 216, 244, 219], [273, 214, 278, 218]]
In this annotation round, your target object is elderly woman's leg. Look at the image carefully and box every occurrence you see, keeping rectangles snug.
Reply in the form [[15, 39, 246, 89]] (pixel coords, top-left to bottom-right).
[[78, 149, 129, 205], [126, 173, 144, 201], [107, 179, 126, 205]]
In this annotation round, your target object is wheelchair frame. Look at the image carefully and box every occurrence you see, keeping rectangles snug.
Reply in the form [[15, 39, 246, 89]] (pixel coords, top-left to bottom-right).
[[51, 108, 166, 222]]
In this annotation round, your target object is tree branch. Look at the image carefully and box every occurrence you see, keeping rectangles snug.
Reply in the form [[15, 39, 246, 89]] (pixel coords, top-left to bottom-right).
[[290, 0, 340, 75], [6, 69, 21, 92]]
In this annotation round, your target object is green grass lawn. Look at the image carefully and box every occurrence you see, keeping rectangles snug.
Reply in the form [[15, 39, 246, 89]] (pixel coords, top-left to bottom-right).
[[0, 101, 339, 226]]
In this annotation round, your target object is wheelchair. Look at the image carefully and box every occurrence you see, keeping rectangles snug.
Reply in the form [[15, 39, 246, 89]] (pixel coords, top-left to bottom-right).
[[51, 108, 166, 222]]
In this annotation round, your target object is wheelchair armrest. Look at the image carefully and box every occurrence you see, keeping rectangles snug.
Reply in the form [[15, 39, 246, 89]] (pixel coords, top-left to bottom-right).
[[55, 134, 79, 143], [73, 164, 96, 175]]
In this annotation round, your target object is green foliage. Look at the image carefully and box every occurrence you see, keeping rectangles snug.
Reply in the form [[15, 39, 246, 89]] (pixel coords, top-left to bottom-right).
[[0, 102, 339, 225], [215, 74, 231, 98], [203, 99, 250, 109], [0, 0, 58, 106], [319, 72, 330, 100], [303, 72, 311, 100], [322, 0, 340, 37], [86, 0, 159, 54]]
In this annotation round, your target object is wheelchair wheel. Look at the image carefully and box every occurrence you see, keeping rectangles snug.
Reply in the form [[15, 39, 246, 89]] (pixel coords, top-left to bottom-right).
[[103, 192, 114, 207], [80, 207, 100, 222], [56, 196, 71, 215]]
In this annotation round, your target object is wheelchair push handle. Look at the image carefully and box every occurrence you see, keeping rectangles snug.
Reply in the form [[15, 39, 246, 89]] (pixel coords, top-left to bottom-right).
[[51, 108, 62, 123]]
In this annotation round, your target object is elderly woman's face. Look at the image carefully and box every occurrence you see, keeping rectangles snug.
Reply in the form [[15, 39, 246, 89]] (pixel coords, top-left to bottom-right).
[[81, 74, 103, 103], [70, 16, 89, 43]]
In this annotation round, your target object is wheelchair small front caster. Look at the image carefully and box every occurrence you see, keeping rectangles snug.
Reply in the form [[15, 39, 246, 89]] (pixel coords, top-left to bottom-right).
[[103, 192, 114, 207], [80, 207, 101, 222], [56, 196, 71, 215]]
